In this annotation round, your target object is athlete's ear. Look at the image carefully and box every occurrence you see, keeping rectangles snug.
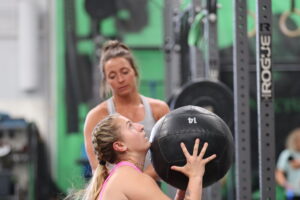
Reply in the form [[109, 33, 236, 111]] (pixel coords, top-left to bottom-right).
[[113, 141, 127, 152]]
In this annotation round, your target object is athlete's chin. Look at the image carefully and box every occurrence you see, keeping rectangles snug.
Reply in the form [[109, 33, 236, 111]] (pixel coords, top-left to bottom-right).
[[117, 90, 132, 96], [145, 141, 151, 149]]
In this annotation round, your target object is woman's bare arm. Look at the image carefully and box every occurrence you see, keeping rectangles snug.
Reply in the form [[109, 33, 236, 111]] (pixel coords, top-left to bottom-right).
[[171, 139, 216, 200], [83, 106, 108, 171], [275, 169, 290, 189], [134, 140, 216, 200]]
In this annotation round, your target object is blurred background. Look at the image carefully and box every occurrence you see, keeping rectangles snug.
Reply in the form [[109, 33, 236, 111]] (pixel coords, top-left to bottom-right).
[[0, 0, 300, 199]]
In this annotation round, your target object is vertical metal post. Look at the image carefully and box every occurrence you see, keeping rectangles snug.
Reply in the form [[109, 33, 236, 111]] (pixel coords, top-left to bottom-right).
[[201, 1, 221, 199], [233, 0, 252, 199], [163, 3, 182, 198], [202, 0, 220, 80], [189, 0, 205, 79], [164, 0, 181, 98], [256, 0, 276, 199]]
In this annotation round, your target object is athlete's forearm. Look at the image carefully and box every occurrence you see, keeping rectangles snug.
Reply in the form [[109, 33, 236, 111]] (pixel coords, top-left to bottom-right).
[[174, 189, 185, 200], [184, 177, 203, 200], [275, 170, 287, 187]]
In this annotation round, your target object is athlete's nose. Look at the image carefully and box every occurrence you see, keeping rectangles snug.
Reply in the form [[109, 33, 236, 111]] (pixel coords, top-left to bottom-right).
[[135, 123, 144, 132]]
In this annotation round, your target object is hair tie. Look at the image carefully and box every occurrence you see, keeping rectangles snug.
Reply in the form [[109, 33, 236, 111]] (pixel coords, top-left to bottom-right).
[[100, 160, 106, 166]]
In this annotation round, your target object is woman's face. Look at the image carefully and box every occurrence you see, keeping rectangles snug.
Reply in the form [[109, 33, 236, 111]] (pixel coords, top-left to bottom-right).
[[295, 134, 300, 151], [104, 57, 137, 96], [116, 115, 150, 152]]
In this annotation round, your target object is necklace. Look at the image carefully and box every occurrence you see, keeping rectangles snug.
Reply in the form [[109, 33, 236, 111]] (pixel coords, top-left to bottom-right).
[[133, 162, 144, 170], [125, 159, 144, 170]]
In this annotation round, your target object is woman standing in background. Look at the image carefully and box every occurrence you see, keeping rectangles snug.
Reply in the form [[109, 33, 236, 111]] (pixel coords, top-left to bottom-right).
[[276, 128, 300, 200], [83, 40, 169, 178]]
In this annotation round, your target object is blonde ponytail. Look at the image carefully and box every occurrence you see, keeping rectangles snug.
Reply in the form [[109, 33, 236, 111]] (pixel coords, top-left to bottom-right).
[[64, 114, 120, 200], [64, 165, 109, 200], [82, 164, 109, 200]]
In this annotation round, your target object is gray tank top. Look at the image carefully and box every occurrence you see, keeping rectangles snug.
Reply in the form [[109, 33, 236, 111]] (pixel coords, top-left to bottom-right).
[[106, 96, 156, 169], [106, 95, 156, 138]]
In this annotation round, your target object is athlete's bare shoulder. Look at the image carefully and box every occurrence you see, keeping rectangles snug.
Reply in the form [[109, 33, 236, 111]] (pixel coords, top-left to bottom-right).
[[146, 97, 170, 121], [84, 101, 109, 136]]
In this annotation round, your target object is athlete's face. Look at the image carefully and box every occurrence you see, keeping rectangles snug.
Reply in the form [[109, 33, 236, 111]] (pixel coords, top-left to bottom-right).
[[295, 135, 300, 151], [104, 57, 137, 96], [115, 115, 151, 153]]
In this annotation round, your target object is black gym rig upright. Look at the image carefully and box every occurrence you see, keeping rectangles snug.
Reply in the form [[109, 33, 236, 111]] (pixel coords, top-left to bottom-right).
[[164, 0, 276, 199]]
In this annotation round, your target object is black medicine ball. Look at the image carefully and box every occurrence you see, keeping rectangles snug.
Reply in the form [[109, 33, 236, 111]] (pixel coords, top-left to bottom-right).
[[150, 105, 234, 190]]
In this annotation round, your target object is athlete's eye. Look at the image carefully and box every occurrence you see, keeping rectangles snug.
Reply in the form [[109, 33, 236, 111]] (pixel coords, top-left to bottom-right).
[[108, 73, 116, 79], [127, 121, 132, 128], [121, 69, 129, 75]]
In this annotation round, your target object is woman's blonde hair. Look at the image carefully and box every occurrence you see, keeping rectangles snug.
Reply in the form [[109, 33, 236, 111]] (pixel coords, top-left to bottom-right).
[[65, 114, 121, 200], [99, 40, 139, 98], [286, 128, 300, 150]]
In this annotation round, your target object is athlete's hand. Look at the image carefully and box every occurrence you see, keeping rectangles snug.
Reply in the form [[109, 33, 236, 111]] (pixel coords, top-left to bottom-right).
[[170, 138, 216, 179]]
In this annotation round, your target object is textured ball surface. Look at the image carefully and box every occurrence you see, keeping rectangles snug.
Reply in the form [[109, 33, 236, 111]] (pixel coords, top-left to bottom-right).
[[150, 105, 234, 190]]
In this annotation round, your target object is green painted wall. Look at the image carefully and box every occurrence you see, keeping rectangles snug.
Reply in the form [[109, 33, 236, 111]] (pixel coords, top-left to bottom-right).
[[56, 0, 86, 191]]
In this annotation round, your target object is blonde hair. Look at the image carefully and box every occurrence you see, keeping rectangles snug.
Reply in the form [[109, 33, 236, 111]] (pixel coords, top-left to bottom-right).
[[65, 114, 121, 200], [286, 128, 300, 151], [99, 40, 139, 98]]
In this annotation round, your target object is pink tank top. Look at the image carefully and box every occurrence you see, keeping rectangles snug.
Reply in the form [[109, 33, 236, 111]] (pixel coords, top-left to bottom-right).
[[98, 161, 142, 200]]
